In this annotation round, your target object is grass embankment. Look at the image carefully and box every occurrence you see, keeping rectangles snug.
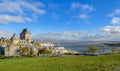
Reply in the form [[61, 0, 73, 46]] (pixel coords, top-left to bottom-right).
[[0, 54, 120, 71]]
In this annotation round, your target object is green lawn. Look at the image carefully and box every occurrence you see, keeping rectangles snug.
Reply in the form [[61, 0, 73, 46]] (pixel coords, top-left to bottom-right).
[[0, 54, 120, 71]]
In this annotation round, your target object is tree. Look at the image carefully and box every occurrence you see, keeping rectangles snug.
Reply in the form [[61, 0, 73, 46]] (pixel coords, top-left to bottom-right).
[[111, 47, 117, 53], [21, 47, 29, 56], [38, 48, 52, 54], [29, 48, 34, 56], [88, 46, 99, 53], [41, 49, 52, 54], [103, 44, 107, 54]]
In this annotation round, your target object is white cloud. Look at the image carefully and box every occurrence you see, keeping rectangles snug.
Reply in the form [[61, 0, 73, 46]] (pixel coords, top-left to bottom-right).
[[0, 1, 23, 14], [111, 17, 120, 24], [32, 2, 45, 7], [33, 25, 120, 41], [71, 2, 94, 20], [71, 2, 94, 12], [81, 4, 94, 12], [109, 9, 120, 17], [24, 17, 33, 22], [100, 25, 120, 33], [98, 25, 120, 41], [109, 9, 120, 25], [0, 15, 33, 24], [33, 31, 89, 40], [0, 0, 46, 24], [17, 1, 45, 14], [0, 15, 24, 24], [79, 14, 88, 19]]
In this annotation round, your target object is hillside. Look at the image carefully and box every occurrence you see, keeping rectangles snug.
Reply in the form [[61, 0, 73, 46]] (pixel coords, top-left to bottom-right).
[[0, 54, 120, 71]]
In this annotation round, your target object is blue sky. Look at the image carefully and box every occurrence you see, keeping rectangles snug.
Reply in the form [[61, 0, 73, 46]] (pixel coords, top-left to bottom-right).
[[1, 0, 120, 41]]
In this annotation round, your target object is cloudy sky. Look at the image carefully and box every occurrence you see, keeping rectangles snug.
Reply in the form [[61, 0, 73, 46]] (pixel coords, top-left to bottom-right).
[[0, 0, 120, 41]]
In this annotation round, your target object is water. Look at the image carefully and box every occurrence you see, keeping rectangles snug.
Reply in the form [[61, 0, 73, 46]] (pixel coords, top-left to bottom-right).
[[59, 41, 117, 54]]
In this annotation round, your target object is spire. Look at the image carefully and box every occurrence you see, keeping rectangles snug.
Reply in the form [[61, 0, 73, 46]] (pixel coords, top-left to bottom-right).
[[11, 33, 18, 44], [13, 33, 16, 37], [11, 33, 17, 40]]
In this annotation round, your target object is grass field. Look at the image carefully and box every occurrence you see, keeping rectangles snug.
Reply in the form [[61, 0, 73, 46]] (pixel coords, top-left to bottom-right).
[[0, 54, 120, 71]]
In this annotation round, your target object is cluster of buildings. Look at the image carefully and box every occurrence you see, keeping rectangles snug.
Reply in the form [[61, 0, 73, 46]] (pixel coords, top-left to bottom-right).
[[0, 28, 68, 57]]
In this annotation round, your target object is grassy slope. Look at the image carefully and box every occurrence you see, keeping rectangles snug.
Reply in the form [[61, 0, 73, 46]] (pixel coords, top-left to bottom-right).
[[0, 54, 120, 71]]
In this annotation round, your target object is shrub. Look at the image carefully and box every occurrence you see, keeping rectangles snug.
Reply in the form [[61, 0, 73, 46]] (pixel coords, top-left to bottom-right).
[[65, 52, 73, 55], [0, 55, 6, 59], [41, 49, 52, 54], [88, 46, 99, 53], [21, 47, 29, 56], [74, 53, 80, 55]]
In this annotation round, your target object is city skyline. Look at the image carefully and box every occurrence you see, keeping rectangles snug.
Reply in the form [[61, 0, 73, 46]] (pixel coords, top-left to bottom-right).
[[0, 0, 120, 41]]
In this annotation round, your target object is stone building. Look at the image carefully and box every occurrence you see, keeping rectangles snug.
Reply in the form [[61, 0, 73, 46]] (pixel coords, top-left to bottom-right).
[[0, 28, 38, 57], [11, 34, 19, 44], [20, 28, 31, 43], [9, 28, 31, 44], [5, 45, 20, 57], [19, 28, 31, 44]]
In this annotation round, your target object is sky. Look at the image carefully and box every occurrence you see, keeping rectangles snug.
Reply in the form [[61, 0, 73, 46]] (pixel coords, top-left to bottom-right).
[[1, 0, 120, 41]]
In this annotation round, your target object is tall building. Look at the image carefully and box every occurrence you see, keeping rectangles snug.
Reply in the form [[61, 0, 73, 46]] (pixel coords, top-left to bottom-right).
[[20, 28, 31, 42]]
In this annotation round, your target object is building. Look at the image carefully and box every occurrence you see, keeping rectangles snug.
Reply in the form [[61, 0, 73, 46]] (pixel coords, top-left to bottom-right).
[[5, 45, 20, 57], [4, 29, 32, 56], [0, 28, 70, 57], [10, 28, 32, 44], [20, 28, 31, 43], [0, 28, 40, 56], [11, 34, 19, 44]]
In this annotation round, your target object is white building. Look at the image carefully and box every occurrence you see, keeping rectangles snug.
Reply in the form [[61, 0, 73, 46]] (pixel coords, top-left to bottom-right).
[[5, 45, 20, 56]]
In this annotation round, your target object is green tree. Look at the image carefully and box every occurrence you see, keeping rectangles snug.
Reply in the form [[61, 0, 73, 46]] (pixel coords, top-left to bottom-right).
[[88, 46, 99, 53], [21, 47, 29, 56], [34, 43, 42, 48], [42, 49, 52, 54], [29, 48, 34, 56]]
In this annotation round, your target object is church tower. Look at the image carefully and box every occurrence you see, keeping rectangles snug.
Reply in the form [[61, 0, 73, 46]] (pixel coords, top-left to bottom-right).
[[20, 28, 31, 42]]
